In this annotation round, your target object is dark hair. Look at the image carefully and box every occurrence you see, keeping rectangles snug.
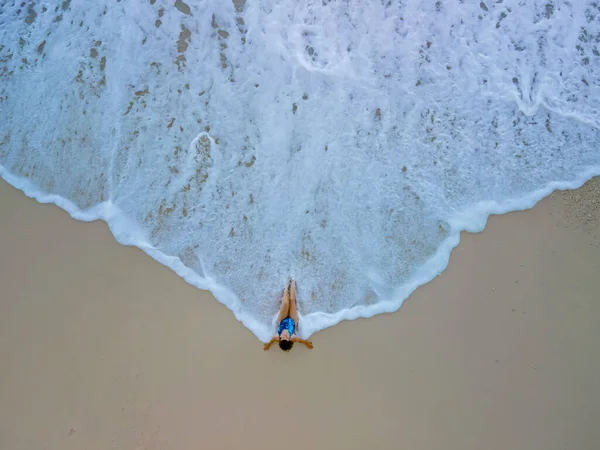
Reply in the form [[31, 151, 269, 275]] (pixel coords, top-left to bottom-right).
[[279, 339, 294, 351]]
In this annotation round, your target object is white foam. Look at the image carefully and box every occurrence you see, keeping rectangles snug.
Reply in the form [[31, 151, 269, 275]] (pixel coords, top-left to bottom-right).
[[1, 0, 599, 341]]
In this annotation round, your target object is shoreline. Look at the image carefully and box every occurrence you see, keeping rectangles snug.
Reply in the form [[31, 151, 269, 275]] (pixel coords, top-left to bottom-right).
[[2, 165, 600, 340], [1, 178, 599, 449]]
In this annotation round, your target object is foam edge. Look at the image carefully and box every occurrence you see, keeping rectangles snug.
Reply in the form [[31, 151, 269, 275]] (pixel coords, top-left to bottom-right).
[[2, 163, 599, 342]]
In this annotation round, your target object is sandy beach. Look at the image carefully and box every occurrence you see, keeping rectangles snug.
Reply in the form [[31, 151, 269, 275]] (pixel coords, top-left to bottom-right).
[[1, 177, 599, 450]]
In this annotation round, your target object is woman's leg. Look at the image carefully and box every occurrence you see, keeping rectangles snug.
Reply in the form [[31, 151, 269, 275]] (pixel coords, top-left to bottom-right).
[[288, 279, 299, 326], [276, 285, 291, 326]]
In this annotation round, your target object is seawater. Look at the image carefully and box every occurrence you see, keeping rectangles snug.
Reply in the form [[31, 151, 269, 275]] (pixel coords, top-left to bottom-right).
[[1, 0, 599, 340]]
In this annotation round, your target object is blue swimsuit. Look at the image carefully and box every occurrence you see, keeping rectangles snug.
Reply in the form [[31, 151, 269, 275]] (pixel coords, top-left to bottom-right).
[[278, 316, 296, 337]]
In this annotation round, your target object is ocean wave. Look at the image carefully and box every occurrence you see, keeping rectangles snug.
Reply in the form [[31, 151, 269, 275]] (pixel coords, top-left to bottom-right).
[[1, 0, 599, 340]]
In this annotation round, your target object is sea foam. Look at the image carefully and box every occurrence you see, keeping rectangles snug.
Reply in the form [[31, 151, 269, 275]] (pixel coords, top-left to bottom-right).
[[1, 0, 599, 341]]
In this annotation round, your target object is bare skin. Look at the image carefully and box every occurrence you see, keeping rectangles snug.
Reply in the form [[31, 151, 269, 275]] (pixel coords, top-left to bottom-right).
[[263, 280, 313, 351]]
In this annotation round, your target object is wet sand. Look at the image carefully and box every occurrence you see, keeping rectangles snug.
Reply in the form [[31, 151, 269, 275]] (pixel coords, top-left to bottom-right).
[[1, 178, 599, 450]]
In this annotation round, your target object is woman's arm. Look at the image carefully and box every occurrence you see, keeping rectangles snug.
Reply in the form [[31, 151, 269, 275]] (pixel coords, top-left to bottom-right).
[[263, 335, 279, 351], [292, 336, 313, 349]]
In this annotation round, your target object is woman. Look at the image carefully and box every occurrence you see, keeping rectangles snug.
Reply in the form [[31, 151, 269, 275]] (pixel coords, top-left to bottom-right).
[[263, 280, 313, 351]]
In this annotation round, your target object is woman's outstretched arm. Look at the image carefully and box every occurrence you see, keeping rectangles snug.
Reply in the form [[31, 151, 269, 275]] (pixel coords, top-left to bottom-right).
[[292, 336, 313, 349], [263, 335, 279, 351]]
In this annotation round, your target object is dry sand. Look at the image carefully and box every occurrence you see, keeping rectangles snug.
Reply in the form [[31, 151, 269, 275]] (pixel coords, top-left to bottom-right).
[[1, 178, 599, 450]]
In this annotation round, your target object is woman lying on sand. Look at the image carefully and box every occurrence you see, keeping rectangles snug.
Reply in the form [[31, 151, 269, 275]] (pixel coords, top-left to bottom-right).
[[263, 280, 313, 351]]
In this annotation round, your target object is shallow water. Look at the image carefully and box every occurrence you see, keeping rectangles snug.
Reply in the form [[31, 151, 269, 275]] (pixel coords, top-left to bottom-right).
[[1, 0, 599, 340]]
